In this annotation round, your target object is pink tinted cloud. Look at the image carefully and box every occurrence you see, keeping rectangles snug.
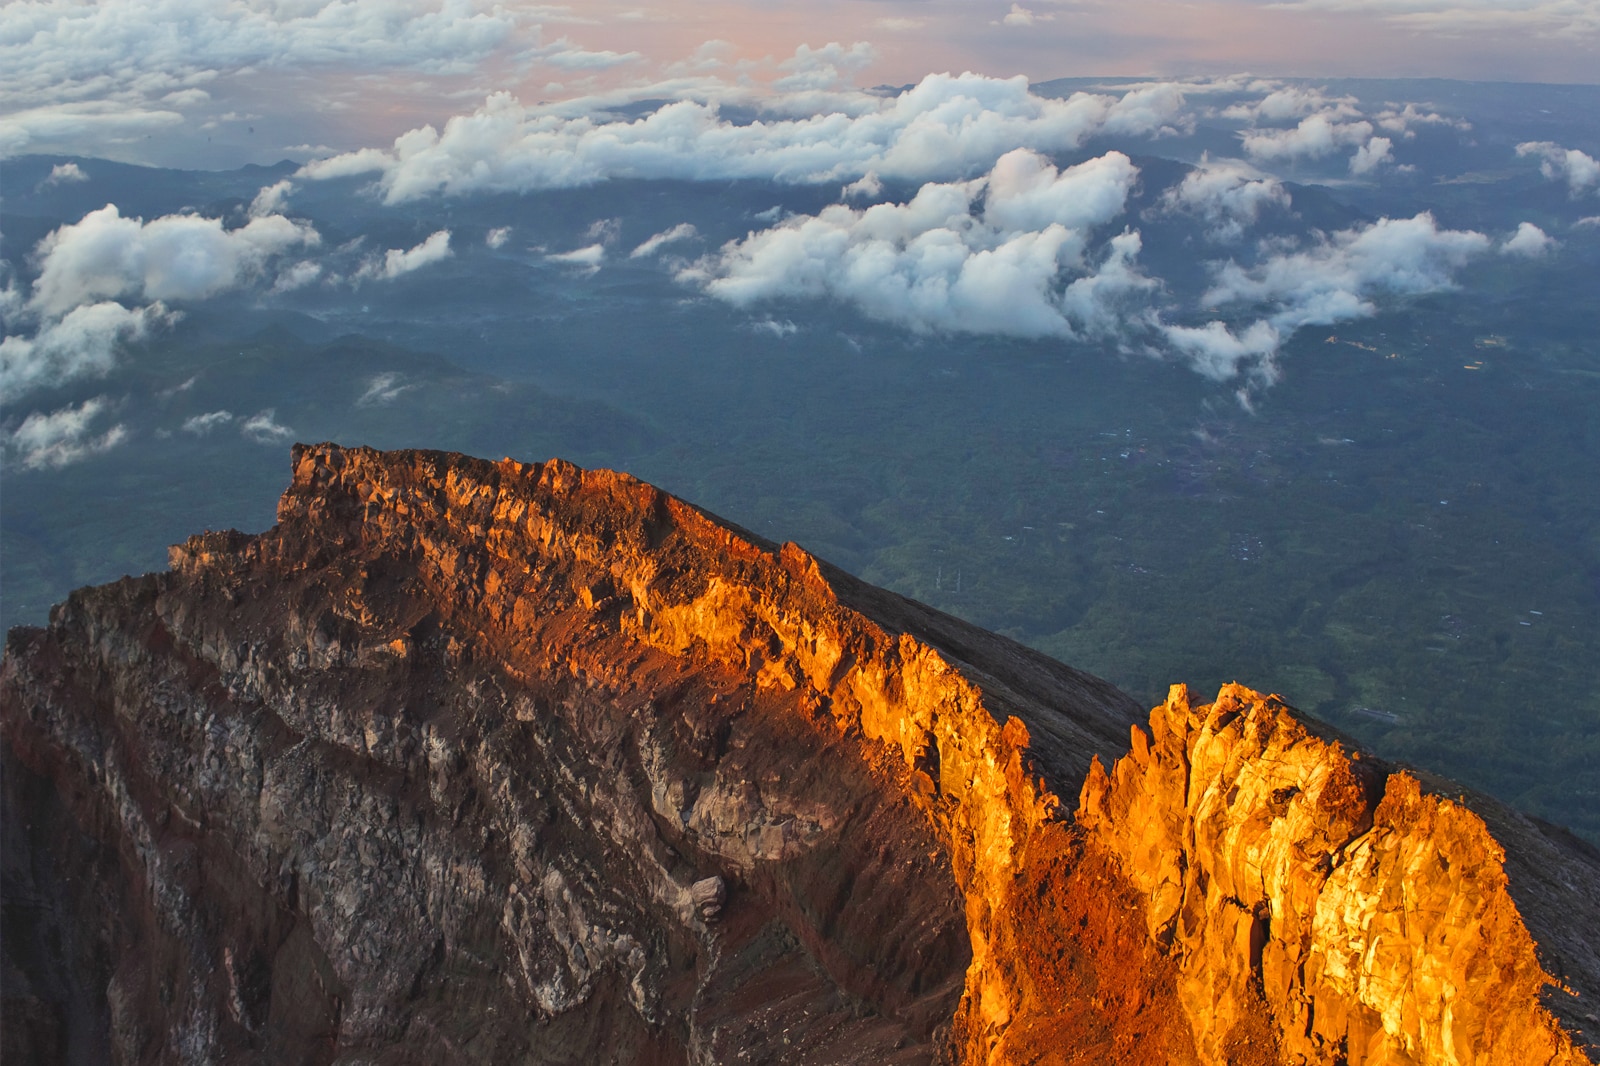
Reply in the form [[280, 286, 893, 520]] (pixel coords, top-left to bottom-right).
[[530, 0, 1598, 86], [7, 0, 1593, 169]]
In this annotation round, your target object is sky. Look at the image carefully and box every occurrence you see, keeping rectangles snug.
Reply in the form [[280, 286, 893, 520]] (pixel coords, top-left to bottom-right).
[[1, 0, 1596, 170]]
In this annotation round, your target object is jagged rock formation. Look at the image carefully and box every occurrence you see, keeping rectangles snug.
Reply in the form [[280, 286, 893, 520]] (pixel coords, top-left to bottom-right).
[[1080, 685, 1600, 1066], [3, 444, 1597, 1065]]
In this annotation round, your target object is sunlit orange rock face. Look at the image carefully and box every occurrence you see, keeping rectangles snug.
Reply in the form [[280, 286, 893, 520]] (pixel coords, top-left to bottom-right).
[[3, 444, 1596, 1065], [1079, 685, 1598, 1066]]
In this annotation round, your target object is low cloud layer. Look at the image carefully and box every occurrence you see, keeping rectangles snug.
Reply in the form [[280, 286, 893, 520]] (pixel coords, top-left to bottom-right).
[[1517, 141, 1600, 196], [1, 301, 172, 397], [1225, 87, 1462, 176], [1501, 221, 1556, 257], [299, 73, 1188, 201], [546, 243, 606, 272], [355, 230, 453, 281], [27, 205, 319, 319], [1241, 114, 1379, 167], [3, 396, 128, 470], [5, 0, 1593, 167], [358, 373, 416, 407], [181, 410, 233, 435], [686, 156, 1495, 391], [688, 149, 1150, 340], [0, 51, 1564, 424], [240, 409, 294, 444], [631, 223, 698, 259], [1200, 213, 1492, 327], [0, 0, 522, 157], [0, 100, 186, 158], [1169, 212, 1493, 382], [2, 203, 318, 397], [1159, 158, 1290, 242], [40, 161, 88, 187], [284, 67, 1485, 211]]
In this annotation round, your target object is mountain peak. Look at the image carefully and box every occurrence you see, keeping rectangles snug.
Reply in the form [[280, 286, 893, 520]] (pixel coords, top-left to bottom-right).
[[4, 444, 1596, 1064]]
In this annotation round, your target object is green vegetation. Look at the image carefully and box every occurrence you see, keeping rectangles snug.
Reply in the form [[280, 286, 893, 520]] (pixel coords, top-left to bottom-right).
[[4, 96, 1598, 840], [8, 272, 1594, 839]]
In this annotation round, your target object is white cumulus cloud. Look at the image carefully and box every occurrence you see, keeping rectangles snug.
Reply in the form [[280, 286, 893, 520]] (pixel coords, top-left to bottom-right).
[[1223, 87, 1362, 123], [546, 243, 606, 272], [1160, 157, 1291, 241], [355, 229, 452, 281], [1162, 320, 1283, 383], [26, 204, 319, 318], [999, 4, 1055, 27], [1217, 87, 1466, 179], [1517, 141, 1600, 195], [1349, 135, 1394, 175], [630, 223, 697, 259], [239, 408, 294, 444], [181, 409, 233, 435], [3, 202, 316, 396], [0, 300, 174, 396], [1241, 114, 1375, 164], [842, 172, 884, 200], [688, 149, 1150, 341], [4, 396, 129, 470], [1501, 221, 1557, 257], [249, 180, 293, 218], [772, 42, 876, 93], [1167, 212, 1493, 383], [753, 318, 799, 338], [357, 372, 415, 406], [271, 260, 322, 292], [1373, 102, 1470, 136], [298, 72, 1188, 203], [0, 0, 526, 158], [40, 161, 89, 187], [1202, 213, 1491, 326]]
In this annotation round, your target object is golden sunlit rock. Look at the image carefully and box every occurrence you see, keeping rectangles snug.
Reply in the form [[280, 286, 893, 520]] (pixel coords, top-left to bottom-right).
[[1080, 684, 1593, 1066], [4, 445, 1595, 1064]]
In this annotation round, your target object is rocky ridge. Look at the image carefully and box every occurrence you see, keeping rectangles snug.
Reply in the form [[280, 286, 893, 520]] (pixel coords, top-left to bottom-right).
[[3, 444, 1597, 1065]]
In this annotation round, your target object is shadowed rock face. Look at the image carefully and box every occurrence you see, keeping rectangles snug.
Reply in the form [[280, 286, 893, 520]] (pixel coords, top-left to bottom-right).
[[3, 444, 1597, 1066]]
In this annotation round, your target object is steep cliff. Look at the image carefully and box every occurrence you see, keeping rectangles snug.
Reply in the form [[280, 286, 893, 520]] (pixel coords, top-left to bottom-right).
[[3, 444, 1597, 1065], [1080, 684, 1600, 1066]]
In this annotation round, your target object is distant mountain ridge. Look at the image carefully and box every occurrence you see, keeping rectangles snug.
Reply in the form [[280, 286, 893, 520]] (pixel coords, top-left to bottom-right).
[[3, 443, 1596, 1064]]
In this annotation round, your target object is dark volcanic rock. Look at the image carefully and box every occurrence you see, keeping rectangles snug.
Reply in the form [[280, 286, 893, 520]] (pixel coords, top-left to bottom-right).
[[3, 444, 1597, 1065]]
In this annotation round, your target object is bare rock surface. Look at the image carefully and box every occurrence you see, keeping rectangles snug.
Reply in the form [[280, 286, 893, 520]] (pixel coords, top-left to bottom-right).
[[2, 444, 1596, 1065], [1079, 684, 1600, 1066]]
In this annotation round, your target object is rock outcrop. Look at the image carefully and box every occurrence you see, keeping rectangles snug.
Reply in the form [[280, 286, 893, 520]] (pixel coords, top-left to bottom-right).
[[3, 444, 1597, 1065], [1080, 684, 1600, 1066]]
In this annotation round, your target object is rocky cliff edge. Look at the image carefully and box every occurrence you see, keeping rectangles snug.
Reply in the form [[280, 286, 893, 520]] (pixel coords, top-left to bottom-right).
[[3, 444, 1596, 1065]]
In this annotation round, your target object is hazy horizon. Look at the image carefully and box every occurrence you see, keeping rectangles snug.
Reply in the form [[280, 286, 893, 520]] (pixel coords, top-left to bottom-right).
[[4, 0, 1598, 173]]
